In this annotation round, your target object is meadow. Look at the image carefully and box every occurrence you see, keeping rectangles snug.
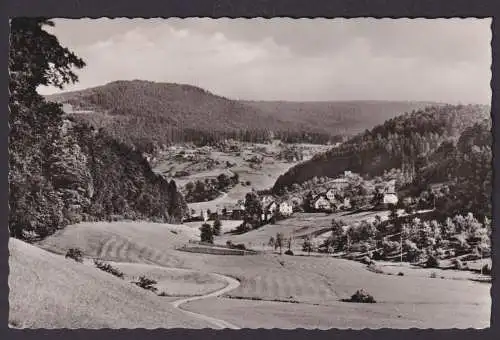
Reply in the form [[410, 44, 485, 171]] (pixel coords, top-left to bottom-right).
[[10, 217, 489, 329]]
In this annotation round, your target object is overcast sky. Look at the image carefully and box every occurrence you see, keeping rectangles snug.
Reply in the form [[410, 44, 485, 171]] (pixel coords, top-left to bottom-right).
[[37, 18, 492, 104]]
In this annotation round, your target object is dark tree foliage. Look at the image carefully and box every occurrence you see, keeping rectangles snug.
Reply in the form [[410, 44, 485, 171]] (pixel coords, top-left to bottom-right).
[[200, 223, 214, 243], [9, 19, 188, 240]]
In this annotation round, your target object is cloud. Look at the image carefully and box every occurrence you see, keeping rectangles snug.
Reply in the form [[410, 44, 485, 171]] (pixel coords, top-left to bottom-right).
[[38, 18, 491, 104]]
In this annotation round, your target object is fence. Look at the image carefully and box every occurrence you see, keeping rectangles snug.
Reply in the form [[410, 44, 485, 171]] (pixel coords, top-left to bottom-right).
[[177, 245, 251, 256]]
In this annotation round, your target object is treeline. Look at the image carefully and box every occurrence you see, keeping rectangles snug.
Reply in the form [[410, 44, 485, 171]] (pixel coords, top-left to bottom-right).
[[9, 18, 187, 241]]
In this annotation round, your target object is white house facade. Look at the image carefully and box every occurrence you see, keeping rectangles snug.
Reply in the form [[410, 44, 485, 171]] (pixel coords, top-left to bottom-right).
[[279, 202, 293, 216], [313, 196, 331, 211]]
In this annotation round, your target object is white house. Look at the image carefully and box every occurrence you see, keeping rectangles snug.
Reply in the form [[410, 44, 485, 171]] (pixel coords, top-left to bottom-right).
[[279, 201, 293, 216], [382, 181, 398, 205], [325, 189, 340, 202], [343, 197, 352, 209], [313, 196, 331, 211], [266, 201, 278, 214], [383, 193, 398, 205], [261, 195, 275, 207]]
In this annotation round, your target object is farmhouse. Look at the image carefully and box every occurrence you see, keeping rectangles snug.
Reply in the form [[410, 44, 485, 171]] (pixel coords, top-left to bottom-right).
[[313, 195, 331, 211], [265, 201, 278, 214], [325, 189, 338, 202], [278, 201, 293, 216], [382, 191, 398, 205]]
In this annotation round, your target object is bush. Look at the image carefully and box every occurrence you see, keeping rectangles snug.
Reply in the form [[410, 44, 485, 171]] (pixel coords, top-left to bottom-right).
[[361, 256, 373, 265], [232, 243, 246, 250], [344, 289, 376, 303], [452, 258, 464, 270], [93, 259, 124, 279], [398, 272, 404, 276], [430, 272, 437, 278], [426, 255, 440, 268], [133, 275, 158, 292], [65, 248, 84, 263], [482, 264, 492, 275], [284, 249, 294, 256]]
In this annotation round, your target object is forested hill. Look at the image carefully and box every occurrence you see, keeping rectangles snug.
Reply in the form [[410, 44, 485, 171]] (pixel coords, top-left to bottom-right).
[[273, 104, 491, 193], [46, 80, 432, 149], [9, 19, 187, 241], [242, 100, 437, 137]]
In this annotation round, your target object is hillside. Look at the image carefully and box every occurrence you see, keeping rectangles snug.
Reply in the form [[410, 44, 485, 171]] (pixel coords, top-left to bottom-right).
[[273, 104, 491, 218], [273, 104, 490, 188], [243, 100, 437, 138], [46, 80, 432, 149], [8, 238, 209, 328]]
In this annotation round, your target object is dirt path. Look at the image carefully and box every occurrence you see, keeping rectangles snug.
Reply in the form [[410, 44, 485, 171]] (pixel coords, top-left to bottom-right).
[[170, 273, 241, 329]]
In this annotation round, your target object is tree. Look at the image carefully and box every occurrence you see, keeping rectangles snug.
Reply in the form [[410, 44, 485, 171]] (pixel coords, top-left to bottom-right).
[[244, 192, 263, 227], [212, 217, 222, 236], [268, 236, 275, 248], [200, 223, 214, 243], [9, 19, 85, 238], [275, 232, 284, 255], [302, 237, 313, 255]]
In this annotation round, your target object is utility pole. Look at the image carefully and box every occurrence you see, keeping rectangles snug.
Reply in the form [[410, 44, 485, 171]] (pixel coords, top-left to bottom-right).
[[400, 233, 403, 267]]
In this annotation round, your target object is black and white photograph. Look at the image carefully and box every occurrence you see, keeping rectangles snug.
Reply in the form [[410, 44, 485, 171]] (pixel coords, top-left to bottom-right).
[[8, 17, 492, 329]]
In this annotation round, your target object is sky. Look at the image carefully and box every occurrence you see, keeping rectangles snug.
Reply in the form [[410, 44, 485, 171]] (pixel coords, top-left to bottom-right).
[[37, 18, 492, 104]]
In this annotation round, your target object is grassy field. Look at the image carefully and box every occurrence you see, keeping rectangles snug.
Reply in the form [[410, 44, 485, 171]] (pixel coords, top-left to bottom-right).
[[30, 220, 491, 329], [8, 238, 211, 329], [109, 262, 227, 297], [219, 211, 392, 251], [182, 296, 490, 329]]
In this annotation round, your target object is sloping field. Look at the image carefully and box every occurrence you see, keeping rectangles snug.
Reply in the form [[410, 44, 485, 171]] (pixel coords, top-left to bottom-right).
[[37, 221, 197, 268], [36, 221, 491, 328], [109, 262, 227, 297], [8, 238, 210, 329]]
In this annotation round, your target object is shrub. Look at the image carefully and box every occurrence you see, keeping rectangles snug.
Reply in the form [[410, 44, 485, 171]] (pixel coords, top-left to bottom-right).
[[93, 259, 124, 279], [366, 263, 384, 274], [482, 264, 492, 275], [398, 272, 404, 276], [245, 181, 252, 186], [430, 272, 437, 279], [426, 255, 440, 268], [65, 248, 84, 263], [344, 289, 376, 303], [452, 258, 464, 270], [133, 275, 158, 292], [361, 256, 373, 265], [284, 249, 294, 256], [232, 243, 246, 250]]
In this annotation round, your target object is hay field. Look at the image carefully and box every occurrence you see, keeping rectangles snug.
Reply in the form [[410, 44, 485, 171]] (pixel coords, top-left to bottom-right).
[[33, 221, 491, 328], [8, 238, 210, 329]]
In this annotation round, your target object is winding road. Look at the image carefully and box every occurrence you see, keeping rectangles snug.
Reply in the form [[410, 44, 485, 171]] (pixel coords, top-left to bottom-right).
[[170, 273, 241, 329]]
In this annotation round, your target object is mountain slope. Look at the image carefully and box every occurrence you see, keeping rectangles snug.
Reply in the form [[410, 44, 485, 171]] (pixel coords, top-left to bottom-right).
[[243, 100, 438, 136], [46, 80, 433, 148], [273, 104, 491, 194]]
